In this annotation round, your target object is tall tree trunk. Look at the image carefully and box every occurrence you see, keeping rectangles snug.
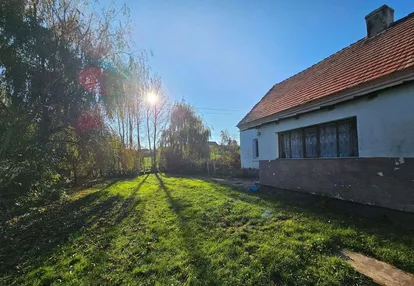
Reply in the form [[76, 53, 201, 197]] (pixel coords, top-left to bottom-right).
[[153, 105, 157, 170], [129, 112, 133, 148], [121, 117, 125, 147], [136, 116, 141, 151], [117, 113, 121, 141], [136, 116, 142, 170], [146, 108, 152, 169], [125, 113, 129, 148]]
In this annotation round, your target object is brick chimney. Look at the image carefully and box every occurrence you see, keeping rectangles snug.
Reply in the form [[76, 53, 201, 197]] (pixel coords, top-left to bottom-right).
[[365, 5, 394, 38]]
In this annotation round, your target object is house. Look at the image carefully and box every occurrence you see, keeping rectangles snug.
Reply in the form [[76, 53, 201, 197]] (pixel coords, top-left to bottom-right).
[[237, 5, 414, 212]]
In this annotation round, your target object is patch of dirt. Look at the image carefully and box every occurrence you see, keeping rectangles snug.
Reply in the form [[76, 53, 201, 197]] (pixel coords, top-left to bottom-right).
[[209, 177, 252, 189]]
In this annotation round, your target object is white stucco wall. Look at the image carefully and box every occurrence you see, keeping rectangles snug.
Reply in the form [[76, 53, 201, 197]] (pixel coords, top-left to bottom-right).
[[240, 129, 260, 169], [240, 82, 414, 169]]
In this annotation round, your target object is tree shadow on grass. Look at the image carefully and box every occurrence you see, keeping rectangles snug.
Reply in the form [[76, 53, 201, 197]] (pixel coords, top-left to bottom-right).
[[114, 174, 149, 225], [155, 173, 219, 284], [98, 179, 120, 191], [0, 175, 149, 281], [215, 182, 414, 229], [199, 178, 414, 271]]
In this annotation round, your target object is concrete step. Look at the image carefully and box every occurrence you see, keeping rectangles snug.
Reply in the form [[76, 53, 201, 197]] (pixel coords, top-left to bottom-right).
[[342, 250, 414, 286]]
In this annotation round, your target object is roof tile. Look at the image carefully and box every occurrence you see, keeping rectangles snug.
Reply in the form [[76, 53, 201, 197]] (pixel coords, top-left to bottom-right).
[[238, 13, 414, 127]]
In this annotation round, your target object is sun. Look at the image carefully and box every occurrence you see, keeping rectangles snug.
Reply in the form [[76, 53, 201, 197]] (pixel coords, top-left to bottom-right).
[[147, 92, 158, 105]]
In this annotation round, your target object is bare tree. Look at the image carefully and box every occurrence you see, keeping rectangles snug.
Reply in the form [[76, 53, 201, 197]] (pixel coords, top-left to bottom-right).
[[144, 76, 169, 170]]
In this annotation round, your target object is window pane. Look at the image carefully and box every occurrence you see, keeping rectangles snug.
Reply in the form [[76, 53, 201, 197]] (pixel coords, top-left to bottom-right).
[[305, 127, 318, 158], [338, 121, 357, 157], [253, 139, 259, 158], [320, 124, 337, 157], [291, 130, 303, 158], [279, 134, 285, 158], [283, 133, 291, 158], [350, 122, 358, 156], [338, 122, 351, 157]]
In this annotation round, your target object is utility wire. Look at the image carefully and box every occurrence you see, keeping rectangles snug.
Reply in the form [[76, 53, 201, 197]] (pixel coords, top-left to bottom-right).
[[162, 101, 240, 113], [197, 112, 235, 115], [195, 107, 240, 112], [163, 103, 239, 112]]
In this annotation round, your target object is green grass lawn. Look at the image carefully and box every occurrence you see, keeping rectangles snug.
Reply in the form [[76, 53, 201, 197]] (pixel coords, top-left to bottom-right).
[[1, 174, 414, 285]]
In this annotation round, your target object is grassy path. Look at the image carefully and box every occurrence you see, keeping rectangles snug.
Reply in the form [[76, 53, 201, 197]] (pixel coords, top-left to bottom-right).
[[1, 174, 413, 285]]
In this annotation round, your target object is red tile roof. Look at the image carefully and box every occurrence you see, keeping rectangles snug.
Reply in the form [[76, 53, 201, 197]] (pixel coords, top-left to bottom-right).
[[238, 13, 414, 128]]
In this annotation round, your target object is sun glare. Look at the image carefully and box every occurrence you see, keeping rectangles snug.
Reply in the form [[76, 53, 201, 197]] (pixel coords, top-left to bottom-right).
[[147, 92, 158, 105]]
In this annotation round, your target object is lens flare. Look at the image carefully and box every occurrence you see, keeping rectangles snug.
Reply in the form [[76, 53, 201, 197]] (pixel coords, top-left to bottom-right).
[[78, 67, 103, 94], [75, 110, 102, 133]]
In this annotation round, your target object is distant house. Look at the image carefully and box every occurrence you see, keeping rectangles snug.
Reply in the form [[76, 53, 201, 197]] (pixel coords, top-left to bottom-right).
[[208, 141, 219, 147], [140, 148, 151, 157], [237, 5, 414, 212], [229, 139, 238, 147]]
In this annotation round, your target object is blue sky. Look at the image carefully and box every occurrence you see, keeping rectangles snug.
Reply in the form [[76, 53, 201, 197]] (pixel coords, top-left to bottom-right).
[[123, 0, 412, 142]]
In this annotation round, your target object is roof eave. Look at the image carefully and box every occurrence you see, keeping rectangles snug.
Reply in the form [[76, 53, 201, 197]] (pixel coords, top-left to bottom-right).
[[238, 68, 414, 131]]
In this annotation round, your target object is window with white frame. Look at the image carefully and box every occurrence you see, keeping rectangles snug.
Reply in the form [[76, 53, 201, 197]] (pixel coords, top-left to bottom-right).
[[253, 138, 259, 159], [279, 117, 358, 158]]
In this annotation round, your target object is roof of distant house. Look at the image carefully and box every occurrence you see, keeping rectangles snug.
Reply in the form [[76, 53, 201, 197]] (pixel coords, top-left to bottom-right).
[[238, 10, 414, 128]]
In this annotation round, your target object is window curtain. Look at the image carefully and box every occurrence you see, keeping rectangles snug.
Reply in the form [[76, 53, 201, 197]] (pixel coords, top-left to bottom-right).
[[279, 118, 357, 159], [320, 124, 337, 157], [338, 122, 351, 157], [305, 127, 318, 158], [283, 134, 291, 158], [291, 130, 303, 158]]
